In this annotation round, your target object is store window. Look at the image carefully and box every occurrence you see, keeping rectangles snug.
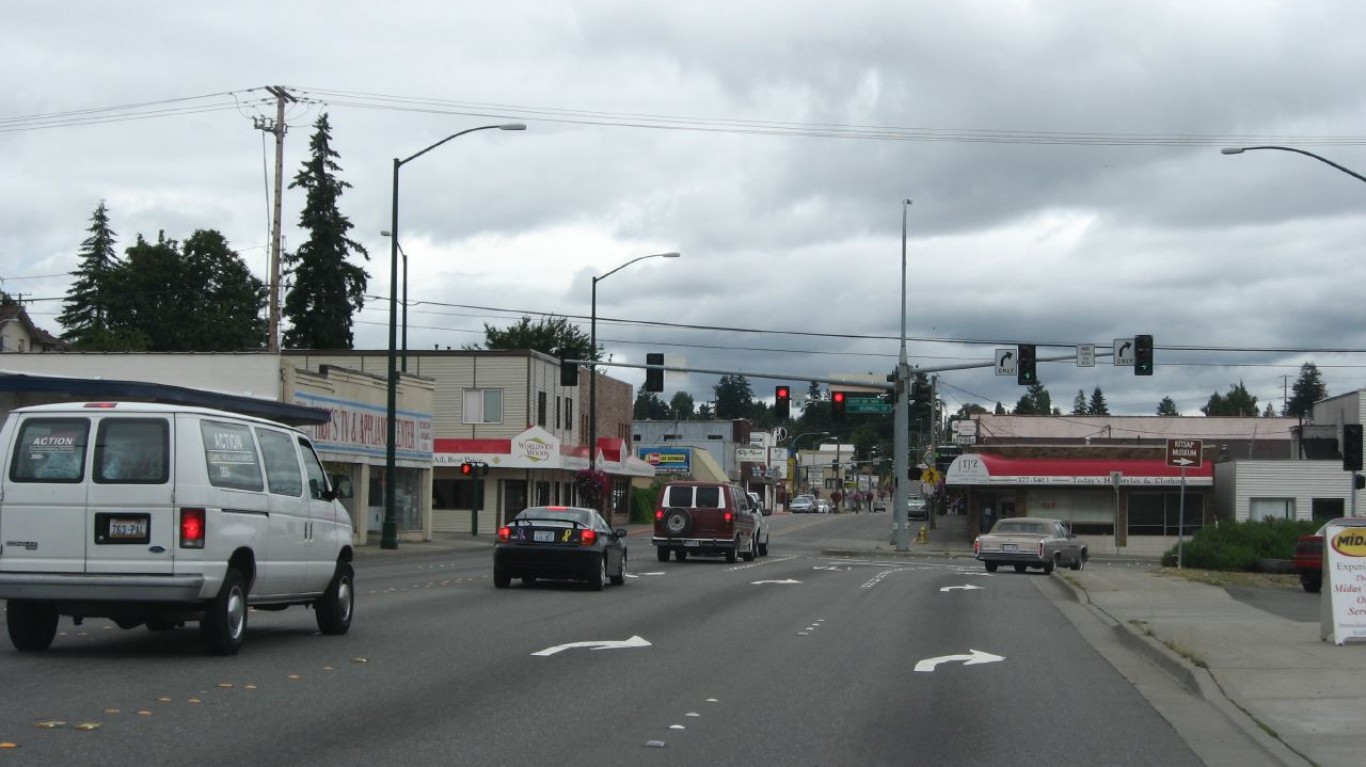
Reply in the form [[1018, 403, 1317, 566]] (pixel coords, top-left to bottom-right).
[[463, 389, 504, 424], [1312, 498, 1345, 524], [1129, 492, 1204, 536], [537, 391, 547, 427]]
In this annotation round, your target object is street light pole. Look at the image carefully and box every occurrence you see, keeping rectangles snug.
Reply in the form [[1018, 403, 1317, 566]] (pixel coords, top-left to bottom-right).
[[1222, 146, 1366, 185], [379, 231, 409, 371], [894, 199, 912, 551], [381, 122, 526, 550], [588, 252, 680, 475]]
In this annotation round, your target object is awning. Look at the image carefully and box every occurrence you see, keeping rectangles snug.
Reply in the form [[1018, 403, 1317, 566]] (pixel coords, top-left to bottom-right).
[[0, 371, 329, 425], [946, 453, 1213, 487], [434, 428, 655, 478]]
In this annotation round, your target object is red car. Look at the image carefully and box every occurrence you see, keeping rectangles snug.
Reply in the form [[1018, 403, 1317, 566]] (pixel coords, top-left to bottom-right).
[[1294, 532, 1324, 593]]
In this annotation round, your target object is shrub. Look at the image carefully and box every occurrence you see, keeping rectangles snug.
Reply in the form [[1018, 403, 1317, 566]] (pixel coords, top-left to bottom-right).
[[1160, 517, 1321, 570], [630, 482, 663, 525]]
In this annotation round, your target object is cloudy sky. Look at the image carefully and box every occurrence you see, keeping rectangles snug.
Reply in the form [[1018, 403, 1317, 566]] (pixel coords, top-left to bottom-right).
[[4, 0, 1365, 418]]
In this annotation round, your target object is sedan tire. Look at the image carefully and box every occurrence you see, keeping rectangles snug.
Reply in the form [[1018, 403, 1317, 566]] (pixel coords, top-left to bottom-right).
[[610, 553, 627, 586], [589, 556, 607, 592], [984, 561, 998, 573]]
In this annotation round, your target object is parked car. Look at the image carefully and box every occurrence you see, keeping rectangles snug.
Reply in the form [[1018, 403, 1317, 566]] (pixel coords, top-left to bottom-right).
[[816, 498, 832, 514], [974, 517, 1087, 575], [906, 496, 929, 520], [748, 491, 771, 516], [789, 494, 817, 513], [654, 481, 759, 563], [872, 496, 888, 513], [0, 402, 356, 656], [493, 506, 627, 590], [1295, 526, 1329, 593]]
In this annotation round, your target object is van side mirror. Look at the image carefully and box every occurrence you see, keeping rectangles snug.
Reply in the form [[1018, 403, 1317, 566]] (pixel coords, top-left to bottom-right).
[[320, 475, 354, 502]]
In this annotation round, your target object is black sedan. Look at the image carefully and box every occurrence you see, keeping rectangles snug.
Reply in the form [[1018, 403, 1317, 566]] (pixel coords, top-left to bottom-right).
[[493, 506, 628, 590]]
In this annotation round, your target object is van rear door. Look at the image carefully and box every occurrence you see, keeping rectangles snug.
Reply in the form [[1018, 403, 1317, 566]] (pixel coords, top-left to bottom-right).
[[0, 415, 94, 572], [84, 416, 176, 575]]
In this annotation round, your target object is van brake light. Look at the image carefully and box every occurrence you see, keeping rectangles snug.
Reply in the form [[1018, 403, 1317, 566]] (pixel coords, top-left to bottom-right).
[[180, 508, 206, 549]]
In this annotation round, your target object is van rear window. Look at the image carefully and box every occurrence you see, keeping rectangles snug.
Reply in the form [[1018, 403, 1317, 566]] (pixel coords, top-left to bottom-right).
[[10, 418, 89, 483], [662, 485, 723, 509], [95, 418, 169, 484], [200, 420, 264, 491]]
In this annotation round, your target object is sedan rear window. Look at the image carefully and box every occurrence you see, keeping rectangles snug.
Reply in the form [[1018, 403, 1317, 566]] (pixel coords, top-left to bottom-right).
[[994, 521, 1047, 534]]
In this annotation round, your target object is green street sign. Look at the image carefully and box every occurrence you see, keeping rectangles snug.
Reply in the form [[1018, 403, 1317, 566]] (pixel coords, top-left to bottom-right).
[[846, 396, 892, 414]]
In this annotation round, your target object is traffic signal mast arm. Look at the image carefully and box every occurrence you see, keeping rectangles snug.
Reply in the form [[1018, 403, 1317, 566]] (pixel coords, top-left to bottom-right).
[[563, 347, 1117, 386]]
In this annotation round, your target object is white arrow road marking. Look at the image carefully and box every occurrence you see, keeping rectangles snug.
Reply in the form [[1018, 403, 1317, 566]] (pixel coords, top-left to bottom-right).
[[813, 565, 850, 571], [939, 584, 984, 592], [914, 649, 1005, 673], [752, 579, 802, 585], [627, 572, 666, 578], [532, 635, 652, 657]]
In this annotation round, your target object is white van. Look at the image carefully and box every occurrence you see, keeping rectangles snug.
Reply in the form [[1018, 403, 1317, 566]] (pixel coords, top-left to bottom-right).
[[0, 402, 355, 655]]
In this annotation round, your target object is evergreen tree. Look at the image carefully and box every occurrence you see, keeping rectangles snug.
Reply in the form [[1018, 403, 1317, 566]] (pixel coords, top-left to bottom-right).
[[669, 391, 695, 420], [282, 113, 369, 350], [1071, 389, 1088, 415], [713, 375, 755, 420], [633, 390, 670, 420], [108, 230, 266, 351], [1286, 362, 1327, 418], [1263, 401, 1278, 417], [1201, 381, 1259, 416], [994, 402, 1006, 415], [697, 402, 715, 419], [58, 201, 121, 348], [1013, 382, 1051, 415], [1156, 397, 1181, 416], [1088, 387, 1109, 415]]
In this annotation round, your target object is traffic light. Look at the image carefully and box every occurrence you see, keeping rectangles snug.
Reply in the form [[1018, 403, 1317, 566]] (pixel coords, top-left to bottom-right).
[[461, 461, 489, 477], [1134, 334, 1154, 376], [1344, 424, 1363, 472], [775, 385, 791, 419], [831, 390, 846, 419], [645, 353, 664, 392], [560, 356, 579, 386], [1017, 344, 1036, 385]]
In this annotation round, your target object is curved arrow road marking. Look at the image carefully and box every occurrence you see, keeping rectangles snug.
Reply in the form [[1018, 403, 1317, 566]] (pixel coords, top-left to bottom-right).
[[532, 635, 651, 657], [914, 649, 1005, 673], [939, 584, 983, 592]]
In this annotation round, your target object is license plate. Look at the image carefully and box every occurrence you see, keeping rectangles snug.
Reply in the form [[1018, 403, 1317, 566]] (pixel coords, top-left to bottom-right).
[[1002, 543, 1017, 552], [109, 518, 149, 540], [533, 530, 555, 543], [686, 540, 701, 547]]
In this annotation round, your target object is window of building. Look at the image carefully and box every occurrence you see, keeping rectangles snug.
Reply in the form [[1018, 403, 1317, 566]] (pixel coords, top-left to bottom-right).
[[555, 396, 562, 430], [432, 478, 478, 509], [463, 389, 504, 424], [1312, 498, 1345, 524], [1128, 492, 1204, 536], [1249, 497, 1295, 521], [565, 398, 573, 431], [537, 391, 547, 427]]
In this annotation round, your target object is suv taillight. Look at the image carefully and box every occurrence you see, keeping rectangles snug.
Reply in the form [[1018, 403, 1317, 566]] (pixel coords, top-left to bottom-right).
[[180, 508, 206, 549]]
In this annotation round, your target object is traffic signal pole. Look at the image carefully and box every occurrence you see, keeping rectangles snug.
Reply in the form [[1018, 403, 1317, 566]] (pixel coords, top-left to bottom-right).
[[894, 199, 912, 551]]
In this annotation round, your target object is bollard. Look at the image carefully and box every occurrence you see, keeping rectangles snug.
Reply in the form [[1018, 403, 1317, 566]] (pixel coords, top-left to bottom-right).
[[916, 525, 928, 544]]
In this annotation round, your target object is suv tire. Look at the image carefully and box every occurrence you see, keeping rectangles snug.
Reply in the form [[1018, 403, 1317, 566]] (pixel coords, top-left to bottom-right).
[[663, 508, 693, 536], [740, 535, 756, 562]]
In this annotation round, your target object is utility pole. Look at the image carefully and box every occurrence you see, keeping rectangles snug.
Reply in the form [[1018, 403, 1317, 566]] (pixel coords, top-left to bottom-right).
[[253, 85, 296, 352]]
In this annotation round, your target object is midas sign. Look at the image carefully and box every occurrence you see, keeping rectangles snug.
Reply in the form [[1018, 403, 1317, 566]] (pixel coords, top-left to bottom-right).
[[1331, 530, 1366, 557]]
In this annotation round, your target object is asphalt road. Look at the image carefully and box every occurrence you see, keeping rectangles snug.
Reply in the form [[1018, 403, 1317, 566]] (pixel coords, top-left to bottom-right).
[[0, 513, 1221, 766]]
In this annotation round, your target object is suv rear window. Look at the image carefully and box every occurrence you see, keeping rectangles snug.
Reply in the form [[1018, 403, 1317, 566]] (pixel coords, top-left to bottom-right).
[[663, 485, 725, 508]]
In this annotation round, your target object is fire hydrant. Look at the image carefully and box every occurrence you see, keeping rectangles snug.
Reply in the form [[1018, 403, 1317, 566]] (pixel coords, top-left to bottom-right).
[[915, 525, 928, 544]]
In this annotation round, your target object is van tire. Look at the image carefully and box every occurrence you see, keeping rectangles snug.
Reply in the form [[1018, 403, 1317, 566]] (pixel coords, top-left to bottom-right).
[[725, 540, 738, 563], [7, 600, 58, 652], [758, 538, 769, 557], [656, 546, 670, 563], [201, 569, 248, 656], [740, 535, 756, 562], [315, 562, 354, 635]]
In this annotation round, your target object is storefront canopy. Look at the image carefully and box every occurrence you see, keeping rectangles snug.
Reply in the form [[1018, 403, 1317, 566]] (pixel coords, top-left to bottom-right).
[[434, 428, 655, 478], [946, 453, 1213, 487]]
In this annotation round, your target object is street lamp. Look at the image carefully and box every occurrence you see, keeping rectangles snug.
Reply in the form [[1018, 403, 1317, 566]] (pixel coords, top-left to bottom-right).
[[588, 252, 681, 474], [379, 231, 409, 371], [1221, 146, 1366, 184], [382, 122, 526, 550], [894, 198, 912, 550]]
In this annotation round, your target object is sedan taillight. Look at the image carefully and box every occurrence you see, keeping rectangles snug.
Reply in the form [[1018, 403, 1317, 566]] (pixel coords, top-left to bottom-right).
[[1038, 541, 1046, 557], [497, 526, 511, 543], [580, 529, 597, 546]]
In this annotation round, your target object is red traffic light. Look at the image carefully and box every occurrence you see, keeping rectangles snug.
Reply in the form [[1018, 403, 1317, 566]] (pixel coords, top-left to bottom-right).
[[775, 385, 791, 420], [831, 391, 846, 419], [461, 462, 474, 476], [776, 385, 790, 400]]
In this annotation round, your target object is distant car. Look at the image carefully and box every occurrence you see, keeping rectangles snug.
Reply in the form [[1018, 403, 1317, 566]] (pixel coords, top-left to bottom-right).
[[790, 495, 817, 513], [816, 498, 832, 514], [748, 491, 771, 516], [748, 496, 770, 557], [494, 506, 628, 590], [872, 496, 888, 513], [906, 496, 929, 520], [974, 517, 1087, 575]]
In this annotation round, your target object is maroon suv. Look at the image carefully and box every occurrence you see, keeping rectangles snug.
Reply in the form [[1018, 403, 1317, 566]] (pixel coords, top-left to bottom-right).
[[653, 481, 758, 563]]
